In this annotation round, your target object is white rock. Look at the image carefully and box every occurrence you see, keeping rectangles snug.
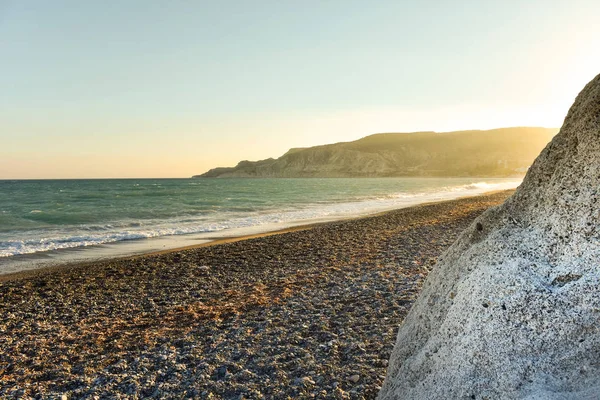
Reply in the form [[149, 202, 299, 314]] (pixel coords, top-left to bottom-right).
[[379, 73, 600, 399], [295, 376, 315, 386]]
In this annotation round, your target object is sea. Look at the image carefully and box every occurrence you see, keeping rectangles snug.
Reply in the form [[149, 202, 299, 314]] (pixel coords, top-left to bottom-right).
[[0, 177, 521, 274]]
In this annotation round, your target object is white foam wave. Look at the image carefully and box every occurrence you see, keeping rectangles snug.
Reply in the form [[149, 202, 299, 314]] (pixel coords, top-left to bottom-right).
[[0, 179, 521, 257]]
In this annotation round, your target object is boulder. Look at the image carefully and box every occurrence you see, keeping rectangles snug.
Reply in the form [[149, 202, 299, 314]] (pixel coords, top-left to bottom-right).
[[378, 73, 600, 399]]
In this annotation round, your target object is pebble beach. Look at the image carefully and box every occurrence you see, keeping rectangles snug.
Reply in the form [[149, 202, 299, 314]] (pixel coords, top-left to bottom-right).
[[0, 191, 512, 399]]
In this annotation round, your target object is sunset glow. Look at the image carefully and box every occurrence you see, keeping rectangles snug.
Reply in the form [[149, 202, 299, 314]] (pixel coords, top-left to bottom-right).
[[1, 0, 599, 178]]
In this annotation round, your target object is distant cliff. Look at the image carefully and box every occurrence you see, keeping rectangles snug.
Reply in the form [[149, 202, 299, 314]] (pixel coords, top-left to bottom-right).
[[194, 127, 558, 178]]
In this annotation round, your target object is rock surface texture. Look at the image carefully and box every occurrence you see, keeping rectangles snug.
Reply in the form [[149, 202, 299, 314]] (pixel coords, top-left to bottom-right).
[[378, 73, 600, 400]]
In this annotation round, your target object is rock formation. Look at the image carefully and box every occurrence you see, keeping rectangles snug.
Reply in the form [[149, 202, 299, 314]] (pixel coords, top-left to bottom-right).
[[194, 128, 557, 178], [378, 73, 600, 399]]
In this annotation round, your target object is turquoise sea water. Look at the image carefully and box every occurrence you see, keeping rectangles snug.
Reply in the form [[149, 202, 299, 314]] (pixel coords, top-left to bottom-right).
[[0, 178, 521, 259]]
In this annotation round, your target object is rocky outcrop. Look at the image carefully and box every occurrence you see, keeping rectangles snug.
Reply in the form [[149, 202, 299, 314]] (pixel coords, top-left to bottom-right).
[[378, 74, 600, 399], [194, 128, 557, 178]]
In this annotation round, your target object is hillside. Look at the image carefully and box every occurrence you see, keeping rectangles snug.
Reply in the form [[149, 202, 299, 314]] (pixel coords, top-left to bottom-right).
[[194, 127, 558, 178]]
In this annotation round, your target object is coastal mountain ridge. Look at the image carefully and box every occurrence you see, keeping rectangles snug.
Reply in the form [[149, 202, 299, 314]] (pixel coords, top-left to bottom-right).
[[194, 127, 558, 178]]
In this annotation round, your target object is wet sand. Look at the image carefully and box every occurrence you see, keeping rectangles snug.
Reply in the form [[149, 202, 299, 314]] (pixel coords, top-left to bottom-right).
[[0, 190, 513, 399]]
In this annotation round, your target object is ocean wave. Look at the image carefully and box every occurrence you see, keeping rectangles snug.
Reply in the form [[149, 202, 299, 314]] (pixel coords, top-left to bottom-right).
[[0, 179, 521, 258], [444, 180, 521, 194]]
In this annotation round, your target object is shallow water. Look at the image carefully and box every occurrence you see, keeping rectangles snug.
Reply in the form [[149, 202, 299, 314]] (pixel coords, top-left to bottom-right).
[[0, 177, 521, 272]]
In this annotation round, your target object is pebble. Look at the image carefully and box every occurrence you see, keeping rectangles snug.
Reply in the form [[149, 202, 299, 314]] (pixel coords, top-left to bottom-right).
[[0, 192, 512, 399], [295, 377, 316, 386]]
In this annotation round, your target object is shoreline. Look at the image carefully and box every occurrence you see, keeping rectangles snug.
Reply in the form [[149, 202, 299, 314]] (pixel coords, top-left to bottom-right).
[[0, 189, 512, 283], [0, 224, 319, 283], [0, 178, 523, 276]]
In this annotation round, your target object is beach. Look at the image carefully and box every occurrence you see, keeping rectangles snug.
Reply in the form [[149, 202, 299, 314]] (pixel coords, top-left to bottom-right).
[[0, 190, 512, 399]]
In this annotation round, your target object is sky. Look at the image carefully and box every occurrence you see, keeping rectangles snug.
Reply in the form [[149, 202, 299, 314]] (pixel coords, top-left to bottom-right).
[[1, 0, 599, 179]]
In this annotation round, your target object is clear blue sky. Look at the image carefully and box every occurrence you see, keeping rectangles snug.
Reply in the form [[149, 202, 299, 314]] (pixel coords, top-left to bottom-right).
[[1, 0, 599, 178]]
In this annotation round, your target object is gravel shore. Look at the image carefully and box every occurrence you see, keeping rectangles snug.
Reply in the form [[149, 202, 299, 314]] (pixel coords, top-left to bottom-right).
[[0, 191, 512, 399]]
